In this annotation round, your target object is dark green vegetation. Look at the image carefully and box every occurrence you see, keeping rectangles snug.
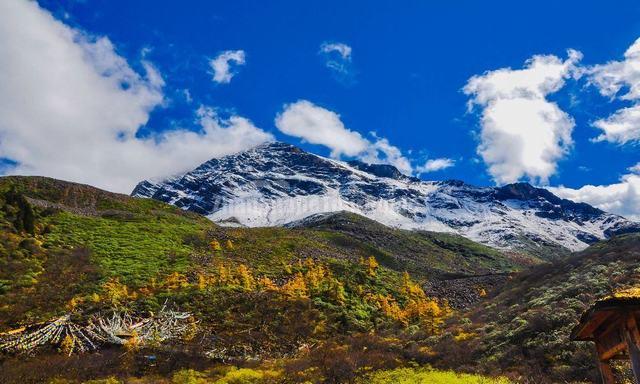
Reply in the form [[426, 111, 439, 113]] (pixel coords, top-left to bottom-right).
[[0, 176, 514, 383], [510, 233, 573, 262], [0, 176, 212, 327], [432, 233, 640, 383], [291, 211, 537, 279]]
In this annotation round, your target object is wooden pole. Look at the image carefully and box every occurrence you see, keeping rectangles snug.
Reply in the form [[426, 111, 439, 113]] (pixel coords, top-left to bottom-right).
[[626, 313, 640, 384], [595, 341, 616, 384], [598, 360, 616, 384]]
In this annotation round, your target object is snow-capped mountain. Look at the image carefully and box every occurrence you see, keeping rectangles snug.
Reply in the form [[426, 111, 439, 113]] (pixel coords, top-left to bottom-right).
[[132, 142, 640, 254]]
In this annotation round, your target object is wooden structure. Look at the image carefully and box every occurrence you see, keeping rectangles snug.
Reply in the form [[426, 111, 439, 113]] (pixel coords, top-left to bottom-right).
[[572, 295, 640, 384]]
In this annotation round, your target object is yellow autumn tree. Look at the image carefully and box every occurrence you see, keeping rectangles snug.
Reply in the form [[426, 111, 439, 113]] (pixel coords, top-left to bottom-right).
[[216, 263, 234, 286], [328, 279, 347, 305], [225, 239, 235, 250], [60, 334, 75, 356], [197, 273, 210, 291], [101, 278, 135, 307], [364, 256, 379, 277], [65, 296, 84, 312], [304, 261, 327, 291], [406, 298, 451, 334], [236, 264, 255, 290], [257, 276, 278, 291], [401, 271, 425, 297], [282, 272, 308, 298], [373, 294, 407, 325], [163, 272, 189, 291], [396, 271, 451, 334], [210, 239, 222, 252]]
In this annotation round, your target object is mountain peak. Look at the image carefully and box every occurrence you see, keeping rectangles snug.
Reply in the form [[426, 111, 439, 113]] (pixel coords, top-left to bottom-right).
[[132, 143, 640, 256], [255, 142, 415, 181], [253, 141, 302, 152], [495, 182, 604, 217], [196, 141, 414, 181], [496, 182, 548, 200], [346, 160, 415, 181]]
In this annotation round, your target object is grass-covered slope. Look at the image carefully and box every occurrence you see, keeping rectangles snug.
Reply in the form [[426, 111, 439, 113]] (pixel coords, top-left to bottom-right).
[[359, 367, 511, 384], [289, 211, 535, 279], [42, 366, 511, 384], [432, 233, 640, 383], [0, 175, 211, 294], [0, 176, 518, 384]]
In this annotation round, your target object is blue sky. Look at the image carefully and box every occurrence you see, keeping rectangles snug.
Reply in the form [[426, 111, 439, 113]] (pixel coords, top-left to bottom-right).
[[1, 1, 640, 218]]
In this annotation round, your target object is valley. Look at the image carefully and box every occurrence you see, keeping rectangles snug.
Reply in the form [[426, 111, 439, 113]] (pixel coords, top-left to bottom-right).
[[0, 174, 638, 383]]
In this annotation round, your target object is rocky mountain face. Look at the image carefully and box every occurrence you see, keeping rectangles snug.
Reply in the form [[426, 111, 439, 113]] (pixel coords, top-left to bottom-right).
[[132, 142, 640, 256]]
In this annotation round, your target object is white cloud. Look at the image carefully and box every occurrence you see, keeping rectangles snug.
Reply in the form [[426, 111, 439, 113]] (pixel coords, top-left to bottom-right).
[[320, 42, 352, 60], [182, 89, 193, 103], [361, 134, 413, 175], [319, 42, 354, 80], [589, 38, 640, 100], [275, 100, 369, 157], [0, 0, 272, 193], [464, 50, 582, 185], [275, 100, 413, 174], [210, 50, 246, 84], [417, 158, 455, 173], [588, 38, 640, 144], [548, 169, 640, 221], [629, 163, 640, 174]]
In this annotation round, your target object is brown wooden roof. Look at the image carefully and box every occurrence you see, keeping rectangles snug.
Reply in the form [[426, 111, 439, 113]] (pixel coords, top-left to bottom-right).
[[572, 296, 640, 341]]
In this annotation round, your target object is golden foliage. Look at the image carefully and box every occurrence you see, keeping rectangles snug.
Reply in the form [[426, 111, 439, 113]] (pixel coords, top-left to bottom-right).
[[361, 256, 379, 277], [404, 297, 447, 334], [257, 276, 278, 291], [182, 318, 198, 342], [304, 260, 328, 291], [197, 273, 208, 291], [329, 279, 347, 305], [236, 264, 255, 290], [124, 330, 140, 352], [163, 272, 189, 291], [611, 286, 640, 299], [101, 278, 136, 307], [372, 294, 407, 325], [369, 272, 451, 334], [401, 271, 425, 297], [216, 263, 235, 286], [59, 334, 75, 356], [454, 330, 477, 342], [209, 239, 222, 252], [65, 296, 84, 312], [282, 272, 309, 298]]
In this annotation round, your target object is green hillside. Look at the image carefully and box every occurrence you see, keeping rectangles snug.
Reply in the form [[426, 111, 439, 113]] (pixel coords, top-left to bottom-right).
[[293, 211, 538, 279], [0, 176, 517, 384], [431, 233, 640, 383], [2, 176, 634, 383]]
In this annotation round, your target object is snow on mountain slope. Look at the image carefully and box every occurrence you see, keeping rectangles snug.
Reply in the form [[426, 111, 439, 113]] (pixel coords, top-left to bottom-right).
[[132, 142, 640, 255]]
